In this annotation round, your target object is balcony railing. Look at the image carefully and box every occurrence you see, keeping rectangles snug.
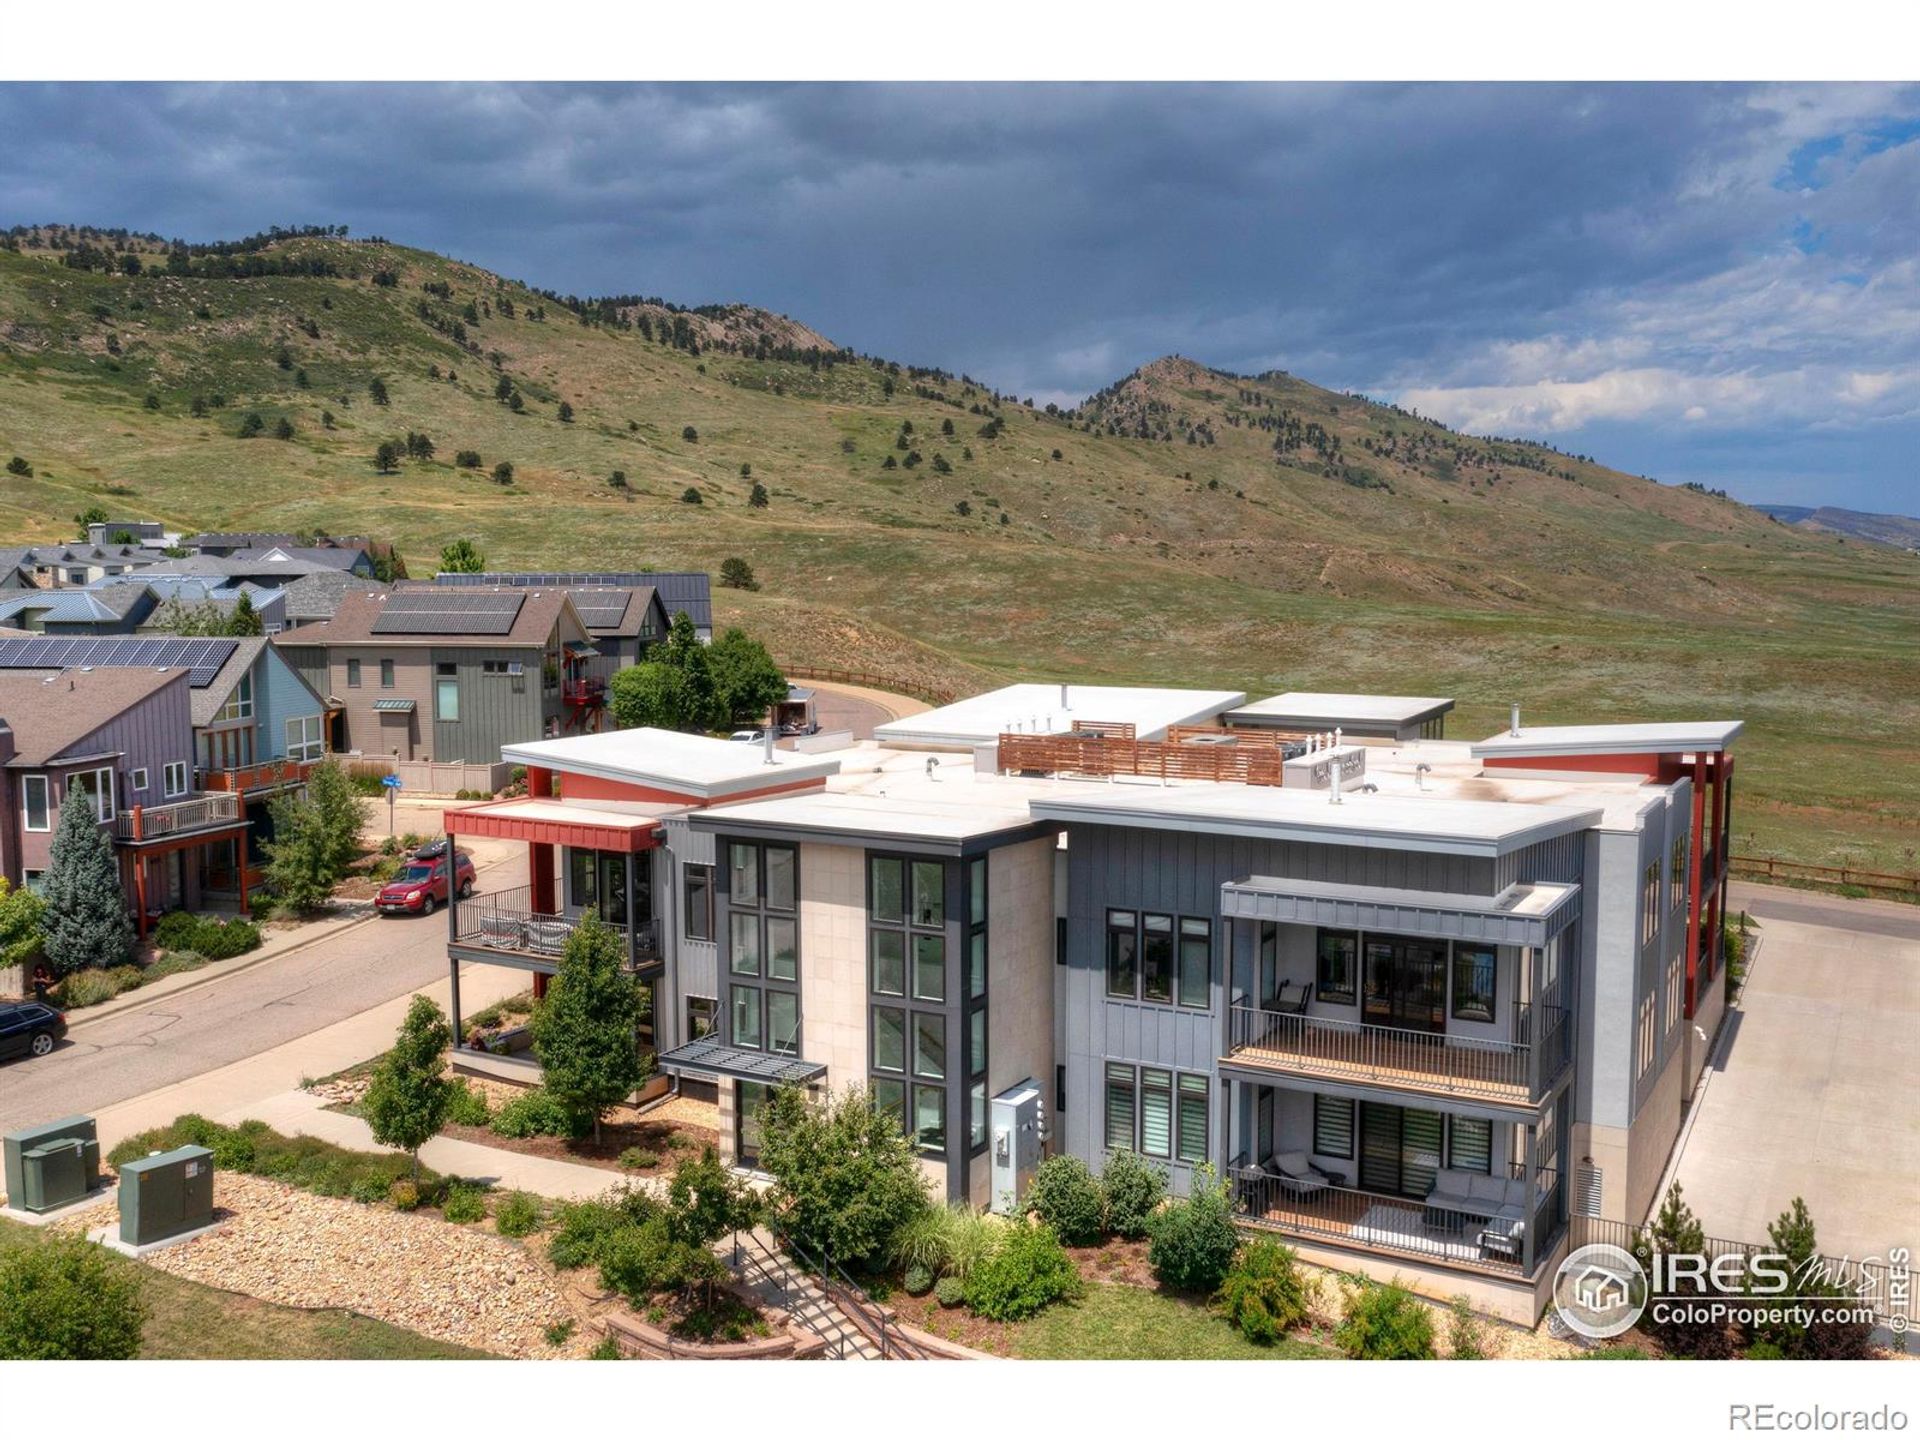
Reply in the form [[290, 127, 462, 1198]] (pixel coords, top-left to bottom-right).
[[563, 678, 606, 707], [114, 792, 244, 842], [1226, 1002, 1568, 1102], [197, 757, 319, 794], [452, 883, 659, 966]]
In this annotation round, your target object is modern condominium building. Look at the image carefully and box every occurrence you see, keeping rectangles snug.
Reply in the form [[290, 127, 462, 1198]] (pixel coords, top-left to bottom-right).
[[437, 682, 1737, 1323]]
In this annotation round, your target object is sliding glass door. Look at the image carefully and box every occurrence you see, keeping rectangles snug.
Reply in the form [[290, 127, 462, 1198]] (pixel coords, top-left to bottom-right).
[[1358, 1102, 1445, 1199], [1363, 938, 1447, 1033]]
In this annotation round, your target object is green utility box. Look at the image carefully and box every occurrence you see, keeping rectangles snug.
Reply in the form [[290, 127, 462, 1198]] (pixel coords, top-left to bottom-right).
[[3, 1115, 102, 1214], [118, 1145, 214, 1246]]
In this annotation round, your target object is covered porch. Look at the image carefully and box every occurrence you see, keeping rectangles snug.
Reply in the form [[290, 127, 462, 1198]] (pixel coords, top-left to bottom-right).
[[1219, 874, 1578, 1106], [1223, 1071, 1569, 1282], [114, 792, 252, 936]]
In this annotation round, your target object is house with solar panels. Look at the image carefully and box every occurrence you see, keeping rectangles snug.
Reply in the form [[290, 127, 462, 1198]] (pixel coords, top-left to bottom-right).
[[0, 635, 330, 919], [274, 587, 594, 762], [433, 570, 713, 642]]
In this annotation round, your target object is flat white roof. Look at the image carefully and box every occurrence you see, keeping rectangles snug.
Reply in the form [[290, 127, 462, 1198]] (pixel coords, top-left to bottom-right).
[[501, 727, 841, 800], [447, 797, 677, 830], [1472, 721, 1743, 759], [1028, 783, 1601, 857], [875, 683, 1245, 749], [694, 789, 1042, 847], [1228, 691, 1455, 726]]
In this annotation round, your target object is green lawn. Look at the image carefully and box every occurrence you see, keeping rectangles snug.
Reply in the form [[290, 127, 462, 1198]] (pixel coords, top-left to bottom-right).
[[1009, 1282, 1336, 1360], [0, 1218, 490, 1360]]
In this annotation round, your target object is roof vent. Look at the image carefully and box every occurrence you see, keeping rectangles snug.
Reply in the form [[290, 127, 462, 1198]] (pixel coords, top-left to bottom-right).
[[1509, 702, 1522, 737], [1059, 683, 1070, 711], [1329, 759, 1344, 805]]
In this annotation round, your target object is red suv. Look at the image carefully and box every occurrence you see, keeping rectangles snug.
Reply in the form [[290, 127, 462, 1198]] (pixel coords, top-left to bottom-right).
[[375, 849, 476, 917]]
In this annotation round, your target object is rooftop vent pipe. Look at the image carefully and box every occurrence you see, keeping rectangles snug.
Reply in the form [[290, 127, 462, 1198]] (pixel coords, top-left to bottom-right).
[[1510, 703, 1522, 737], [763, 724, 776, 766], [1060, 683, 1070, 711], [1329, 759, 1344, 805], [1415, 762, 1431, 791]]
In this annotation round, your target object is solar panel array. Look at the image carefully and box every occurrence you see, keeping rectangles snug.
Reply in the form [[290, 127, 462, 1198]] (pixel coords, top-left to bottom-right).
[[435, 571, 712, 628], [370, 590, 526, 636], [0, 636, 240, 687], [564, 590, 634, 630]]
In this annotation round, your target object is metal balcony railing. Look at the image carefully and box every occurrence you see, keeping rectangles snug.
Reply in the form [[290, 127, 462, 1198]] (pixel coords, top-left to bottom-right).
[[452, 883, 660, 965], [114, 791, 243, 842], [1226, 1002, 1568, 1101], [196, 757, 318, 794]]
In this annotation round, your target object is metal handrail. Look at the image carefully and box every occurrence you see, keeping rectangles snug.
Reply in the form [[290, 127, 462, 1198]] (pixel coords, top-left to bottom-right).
[[767, 1223, 926, 1360], [114, 791, 243, 840], [452, 883, 660, 962], [1227, 1002, 1558, 1098]]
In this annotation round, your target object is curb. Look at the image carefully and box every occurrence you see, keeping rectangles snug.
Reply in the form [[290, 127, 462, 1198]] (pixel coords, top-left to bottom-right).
[[65, 908, 381, 1031]]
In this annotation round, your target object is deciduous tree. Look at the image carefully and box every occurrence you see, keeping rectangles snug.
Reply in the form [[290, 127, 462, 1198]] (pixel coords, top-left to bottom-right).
[[532, 914, 650, 1146], [363, 995, 455, 1179]]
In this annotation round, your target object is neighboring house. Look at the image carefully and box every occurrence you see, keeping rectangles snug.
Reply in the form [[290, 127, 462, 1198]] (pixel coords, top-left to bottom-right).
[[433, 682, 1739, 1326], [0, 667, 252, 930], [436, 570, 714, 641], [127, 576, 290, 634], [274, 586, 593, 762], [281, 570, 387, 626], [0, 584, 159, 635], [227, 544, 376, 576], [85, 520, 170, 547], [0, 543, 167, 590]]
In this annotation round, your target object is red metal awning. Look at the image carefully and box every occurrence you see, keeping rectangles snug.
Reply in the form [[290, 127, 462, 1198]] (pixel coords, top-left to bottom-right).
[[443, 797, 665, 852]]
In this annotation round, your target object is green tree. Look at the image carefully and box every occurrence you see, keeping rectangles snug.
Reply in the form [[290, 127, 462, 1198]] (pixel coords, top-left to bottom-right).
[[362, 995, 455, 1179], [492, 461, 514, 485], [40, 786, 134, 976], [227, 590, 263, 636], [557, 401, 574, 423], [1745, 1197, 1872, 1359], [374, 441, 401, 473], [6, 456, 32, 477], [262, 761, 363, 912], [1147, 1164, 1239, 1293], [680, 486, 703, 505], [440, 539, 486, 574], [455, 450, 482, 469], [369, 376, 389, 406], [756, 1083, 931, 1267], [665, 1145, 761, 1248], [0, 1236, 147, 1359], [748, 482, 768, 508], [717, 556, 758, 591], [608, 470, 628, 489], [532, 914, 650, 1145], [707, 628, 786, 726], [607, 662, 699, 731], [238, 411, 265, 438], [681, 425, 698, 443], [273, 416, 295, 441], [0, 875, 46, 969]]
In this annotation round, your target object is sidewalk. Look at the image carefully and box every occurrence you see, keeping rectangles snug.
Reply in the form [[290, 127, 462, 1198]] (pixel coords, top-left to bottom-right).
[[88, 961, 528, 1151], [233, 1089, 641, 1202]]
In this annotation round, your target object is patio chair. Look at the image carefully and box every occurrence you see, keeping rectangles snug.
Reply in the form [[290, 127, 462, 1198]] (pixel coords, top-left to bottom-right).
[[478, 912, 526, 950], [1264, 1148, 1334, 1200], [525, 918, 571, 956], [1478, 1209, 1527, 1260]]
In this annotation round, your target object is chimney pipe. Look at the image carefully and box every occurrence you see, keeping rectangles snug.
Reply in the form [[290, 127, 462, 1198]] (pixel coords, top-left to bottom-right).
[[1060, 683, 1069, 711], [763, 722, 776, 766], [1509, 703, 1522, 737], [1329, 759, 1343, 805]]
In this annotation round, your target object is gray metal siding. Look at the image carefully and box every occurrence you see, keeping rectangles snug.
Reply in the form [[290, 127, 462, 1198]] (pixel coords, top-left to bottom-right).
[[427, 646, 550, 763]]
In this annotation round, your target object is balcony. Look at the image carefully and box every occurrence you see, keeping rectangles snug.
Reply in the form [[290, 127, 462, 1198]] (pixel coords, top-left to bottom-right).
[[562, 677, 606, 708], [452, 883, 659, 967], [1225, 1002, 1569, 1106], [1229, 1160, 1565, 1280], [197, 757, 319, 795], [113, 792, 245, 844]]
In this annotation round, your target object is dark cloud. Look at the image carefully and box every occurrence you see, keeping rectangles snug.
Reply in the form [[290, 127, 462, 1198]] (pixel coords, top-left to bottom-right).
[[2, 82, 1915, 508]]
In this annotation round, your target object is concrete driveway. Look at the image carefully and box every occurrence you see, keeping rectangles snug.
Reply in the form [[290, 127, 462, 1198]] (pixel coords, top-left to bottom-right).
[[1669, 884, 1920, 1261]]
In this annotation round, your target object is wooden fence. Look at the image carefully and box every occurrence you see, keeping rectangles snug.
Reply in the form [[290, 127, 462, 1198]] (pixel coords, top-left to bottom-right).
[[343, 755, 511, 797], [1730, 854, 1920, 901], [774, 662, 962, 708], [998, 730, 1290, 785]]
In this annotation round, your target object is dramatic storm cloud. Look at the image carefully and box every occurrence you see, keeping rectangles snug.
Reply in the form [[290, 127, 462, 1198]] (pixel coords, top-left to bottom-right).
[[2, 82, 1916, 507]]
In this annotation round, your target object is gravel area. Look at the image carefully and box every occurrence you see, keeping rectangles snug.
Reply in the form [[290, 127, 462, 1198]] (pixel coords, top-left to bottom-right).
[[138, 1173, 591, 1358]]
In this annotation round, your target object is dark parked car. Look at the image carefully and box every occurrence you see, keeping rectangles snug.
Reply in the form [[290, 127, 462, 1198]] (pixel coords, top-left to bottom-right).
[[0, 1001, 67, 1061], [374, 849, 477, 917]]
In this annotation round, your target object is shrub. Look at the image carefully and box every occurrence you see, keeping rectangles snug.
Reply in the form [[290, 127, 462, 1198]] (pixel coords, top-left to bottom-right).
[[1216, 1239, 1315, 1345], [902, 1265, 934, 1297], [934, 1276, 966, 1308], [890, 1204, 1007, 1281], [153, 910, 202, 950], [1335, 1277, 1435, 1359], [618, 1147, 660, 1171], [142, 951, 207, 983], [1147, 1166, 1239, 1294], [1100, 1149, 1167, 1239], [1447, 1296, 1489, 1359], [597, 1215, 717, 1305], [756, 1083, 931, 1269], [490, 1086, 589, 1139], [548, 1188, 660, 1271], [589, 1336, 622, 1359], [544, 1319, 575, 1346], [1027, 1155, 1104, 1246], [442, 1079, 492, 1128], [495, 1190, 543, 1238], [193, 916, 261, 960], [350, 1174, 391, 1206], [0, 1235, 148, 1359], [441, 1185, 488, 1224], [54, 968, 128, 1009], [963, 1223, 1082, 1321]]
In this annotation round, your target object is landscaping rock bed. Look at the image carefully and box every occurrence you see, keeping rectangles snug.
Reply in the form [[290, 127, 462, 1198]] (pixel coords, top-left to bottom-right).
[[447, 1082, 722, 1177], [139, 1173, 591, 1358]]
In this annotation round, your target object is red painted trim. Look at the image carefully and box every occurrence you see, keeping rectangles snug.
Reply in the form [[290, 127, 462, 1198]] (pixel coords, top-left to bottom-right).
[[529, 842, 556, 914], [444, 807, 659, 853], [555, 771, 828, 807]]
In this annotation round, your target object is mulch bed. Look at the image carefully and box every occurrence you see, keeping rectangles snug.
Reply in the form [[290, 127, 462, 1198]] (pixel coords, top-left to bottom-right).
[[445, 1089, 724, 1180]]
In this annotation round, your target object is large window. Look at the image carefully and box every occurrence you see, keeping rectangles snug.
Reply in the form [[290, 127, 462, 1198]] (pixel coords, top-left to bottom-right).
[[162, 761, 188, 798], [725, 840, 799, 1054], [1108, 910, 1211, 1009], [69, 767, 113, 822], [21, 774, 49, 832], [767, 991, 800, 1057], [686, 995, 717, 1040], [872, 1007, 906, 1073], [1105, 1062, 1210, 1165], [346, 658, 361, 689], [1642, 862, 1661, 945], [1669, 833, 1688, 910], [967, 857, 988, 1000], [1316, 929, 1358, 1005], [869, 852, 956, 1158], [216, 672, 254, 723], [731, 986, 761, 1049], [1451, 944, 1497, 1023], [435, 663, 460, 722], [1447, 1116, 1493, 1174], [684, 864, 714, 942], [285, 714, 324, 763]]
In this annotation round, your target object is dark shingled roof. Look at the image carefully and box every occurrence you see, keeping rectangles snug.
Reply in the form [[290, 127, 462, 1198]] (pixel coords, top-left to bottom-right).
[[0, 667, 188, 767]]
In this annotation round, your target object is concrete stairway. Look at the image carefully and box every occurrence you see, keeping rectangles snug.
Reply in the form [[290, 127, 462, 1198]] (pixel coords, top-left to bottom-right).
[[726, 1227, 885, 1360]]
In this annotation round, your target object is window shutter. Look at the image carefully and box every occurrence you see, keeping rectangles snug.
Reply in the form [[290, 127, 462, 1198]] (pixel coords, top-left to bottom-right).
[[1140, 1069, 1173, 1158], [1176, 1074, 1209, 1164], [1104, 1063, 1135, 1150]]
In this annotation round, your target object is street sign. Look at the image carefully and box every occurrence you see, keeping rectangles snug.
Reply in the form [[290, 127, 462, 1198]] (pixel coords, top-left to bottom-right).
[[381, 775, 403, 789]]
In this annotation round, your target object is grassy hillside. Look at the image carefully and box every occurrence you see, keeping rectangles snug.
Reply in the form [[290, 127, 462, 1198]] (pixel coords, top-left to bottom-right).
[[1, 229, 1915, 872]]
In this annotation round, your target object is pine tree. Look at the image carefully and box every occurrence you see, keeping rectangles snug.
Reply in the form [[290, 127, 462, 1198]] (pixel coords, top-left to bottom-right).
[[557, 401, 574, 423], [228, 591, 263, 636], [532, 914, 650, 1145], [362, 995, 454, 1179], [440, 539, 486, 573], [40, 786, 134, 975], [368, 377, 389, 406], [748, 482, 769, 508]]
